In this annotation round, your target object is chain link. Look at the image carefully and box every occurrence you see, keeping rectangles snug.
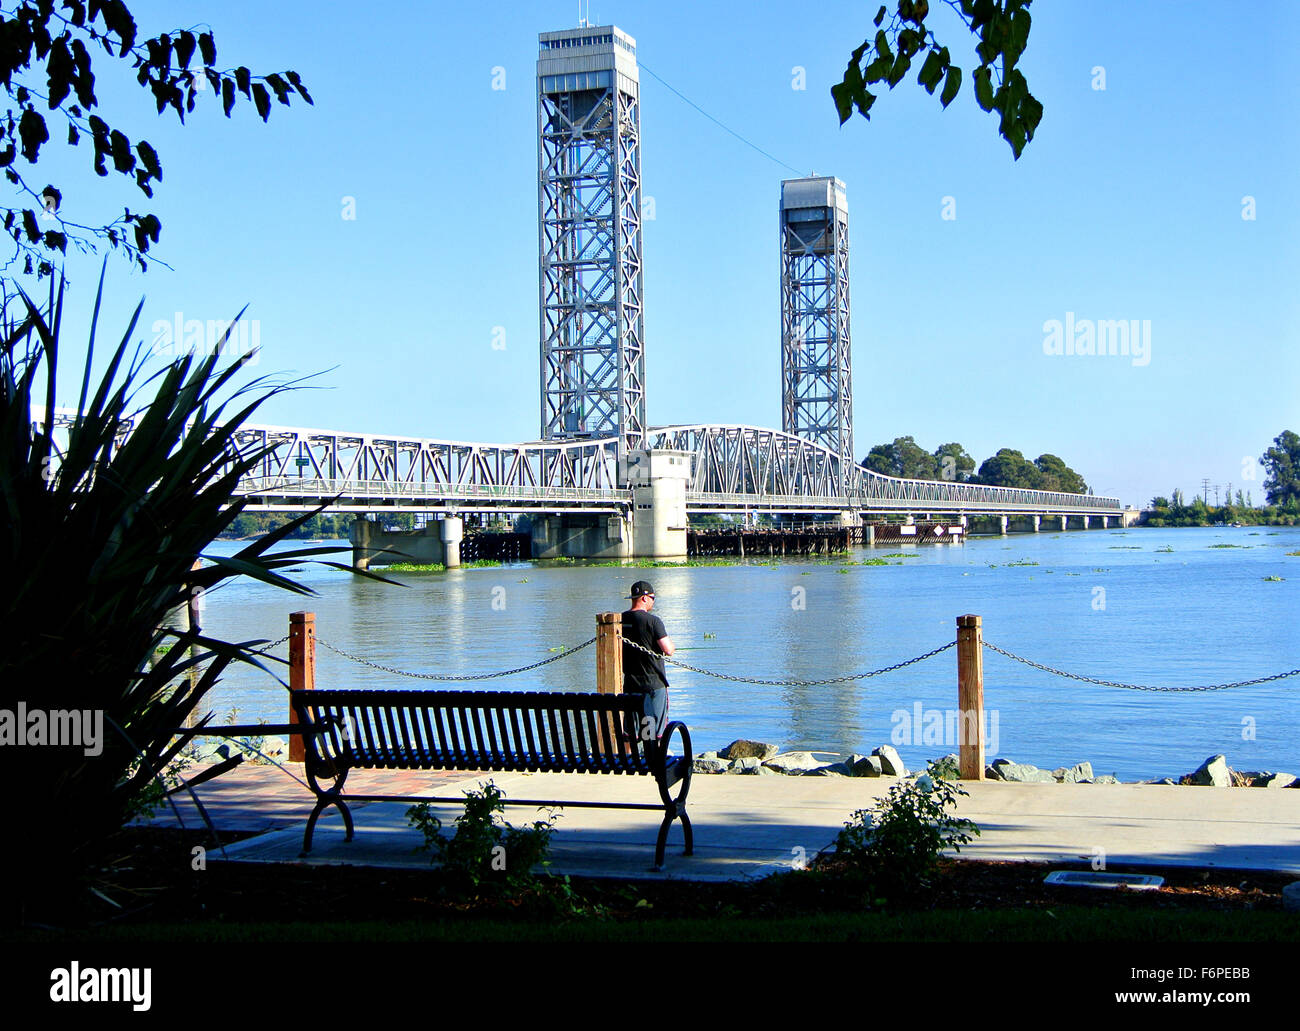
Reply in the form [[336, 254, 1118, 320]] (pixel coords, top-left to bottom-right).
[[623, 637, 955, 686], [982, 641, 1300, 692], [313, 636, 597, 681]]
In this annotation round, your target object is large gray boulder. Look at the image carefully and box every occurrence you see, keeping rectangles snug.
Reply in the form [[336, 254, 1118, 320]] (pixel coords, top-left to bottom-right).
[[1053, 762, 1094, 784], [1187, 754, 1231, 787], [871, 745, 908, 777], [720, 739, 779, 761], [726, 756, 763, 774], [808, 762, 853, 777], [849, 754, 884, 777], [995, 762, 1056, 783], [692, 757, 730, 774], [1092, 774, 1121, 784], [764, 751, 828, 775], [1255, 772, 1297, 789]]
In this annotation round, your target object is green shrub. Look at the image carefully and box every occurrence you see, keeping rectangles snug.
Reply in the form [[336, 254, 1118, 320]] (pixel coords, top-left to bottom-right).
[[408, 781, 560, 895], [835, 760, 980, 901]]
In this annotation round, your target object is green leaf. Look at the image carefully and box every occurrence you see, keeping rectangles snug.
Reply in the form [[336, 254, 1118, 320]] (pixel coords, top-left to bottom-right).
[[886, 51, 911, 88], [198, 32, 216, 66], [874, 4, 887, 27], [174, 30, 197, 69], [235, 66, 251, 99], [917, 50, 944, 93], [252, 82, 271, 122], [221, 78, 235, 117], [874, 29, 891, 60], [939, 65, 961, 108], [973, 66, 994, 111]]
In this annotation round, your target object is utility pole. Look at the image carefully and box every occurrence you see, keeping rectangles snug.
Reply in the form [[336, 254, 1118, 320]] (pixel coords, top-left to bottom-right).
[[1201, 478, 1211, 505]]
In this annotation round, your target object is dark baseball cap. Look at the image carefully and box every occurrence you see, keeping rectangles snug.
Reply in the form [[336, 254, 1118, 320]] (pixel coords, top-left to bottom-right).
[[628, 580, 655, 599]]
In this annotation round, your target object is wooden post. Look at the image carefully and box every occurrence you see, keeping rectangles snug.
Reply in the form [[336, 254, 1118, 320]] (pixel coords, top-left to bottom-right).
[[956, 614, 984, 780], [288, 611, 316, 763], [596, 612, 623, 695]]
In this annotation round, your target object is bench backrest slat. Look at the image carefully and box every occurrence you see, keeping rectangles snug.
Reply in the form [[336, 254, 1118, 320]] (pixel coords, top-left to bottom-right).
[[293, 690, 657, 777]]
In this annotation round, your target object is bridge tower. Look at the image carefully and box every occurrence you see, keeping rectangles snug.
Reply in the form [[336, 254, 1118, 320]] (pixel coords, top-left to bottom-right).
[[780, 176, 853, 492], [537, 25, 646, 466]]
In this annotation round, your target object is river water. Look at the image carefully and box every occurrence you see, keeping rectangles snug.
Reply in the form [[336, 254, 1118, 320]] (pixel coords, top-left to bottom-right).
[[196, 526, 1300, 782]]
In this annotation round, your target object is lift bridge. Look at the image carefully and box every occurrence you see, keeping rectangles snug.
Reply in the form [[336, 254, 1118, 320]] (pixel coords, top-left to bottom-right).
[[36, 25, 1127, 563]]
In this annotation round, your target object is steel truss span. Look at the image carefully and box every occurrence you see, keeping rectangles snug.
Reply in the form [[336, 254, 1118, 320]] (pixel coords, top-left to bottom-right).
[[646, 424, 1123, 515], [36, 410, 1122, 515]]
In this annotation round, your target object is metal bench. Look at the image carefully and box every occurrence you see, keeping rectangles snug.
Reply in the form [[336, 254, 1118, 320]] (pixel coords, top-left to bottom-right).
[[291, 688, 694, 871]]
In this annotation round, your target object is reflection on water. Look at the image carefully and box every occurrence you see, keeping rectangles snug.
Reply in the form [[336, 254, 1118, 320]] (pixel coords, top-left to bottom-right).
[[199, 527, 1300, 781]]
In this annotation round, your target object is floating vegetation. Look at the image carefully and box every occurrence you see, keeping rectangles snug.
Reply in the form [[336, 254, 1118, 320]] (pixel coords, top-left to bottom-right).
[[703, 632, 717, 639], [881, 552, 920, 558], [1108, 546, 1141, 550], [1262, 576, 1285, 582], [517, 578, 529, 583], [1092, 568, 1110, 573], [836, 568, 851, 574], [1006, 559, 1039, 567], [1287, 551, 1300, 557], [383, 562, 447, 573], [1209, 544, 1248, 549], [1155, 546, 1174, 553]]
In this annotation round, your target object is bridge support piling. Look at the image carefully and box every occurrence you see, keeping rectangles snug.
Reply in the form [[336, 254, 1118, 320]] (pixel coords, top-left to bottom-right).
[[351, 516, 374, 570], [441, 516, 463, 568], [1058, 515, 1068, 531], [1082, 515, 1091, 530], [1032, 515, 1040, 533], [998, 515, 1008, 536]]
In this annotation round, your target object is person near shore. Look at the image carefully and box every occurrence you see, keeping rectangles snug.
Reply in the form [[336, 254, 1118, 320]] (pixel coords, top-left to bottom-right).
[[621, 580, 675, 742]]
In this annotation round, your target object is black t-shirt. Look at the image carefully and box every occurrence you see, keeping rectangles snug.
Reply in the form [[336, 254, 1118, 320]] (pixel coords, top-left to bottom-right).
[[622, 608, 669, 692]]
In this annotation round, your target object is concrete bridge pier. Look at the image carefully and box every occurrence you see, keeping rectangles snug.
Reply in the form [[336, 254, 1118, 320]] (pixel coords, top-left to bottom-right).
[[1032, 515, 1041, 532], [998, 515, 1009, 536], [1083, 515, 1091, 530], [1058, 514, 1068, 531], [351, 515, 450, 569], [529, 513, 631, 560], [442, 516, 463, 568]]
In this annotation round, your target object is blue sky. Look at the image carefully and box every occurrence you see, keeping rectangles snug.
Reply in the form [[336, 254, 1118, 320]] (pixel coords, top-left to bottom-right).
[[34, 0, 1300, 507]]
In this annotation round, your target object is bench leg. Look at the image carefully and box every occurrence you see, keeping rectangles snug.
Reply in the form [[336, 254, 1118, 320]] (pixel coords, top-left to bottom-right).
[[653, 811, 673, 872], [301, 795, 353, 856], [680, 809, 694, 857]]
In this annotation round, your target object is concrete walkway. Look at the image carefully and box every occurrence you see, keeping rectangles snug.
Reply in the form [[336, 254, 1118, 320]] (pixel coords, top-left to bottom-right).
[[146, 764, 1300, 881]]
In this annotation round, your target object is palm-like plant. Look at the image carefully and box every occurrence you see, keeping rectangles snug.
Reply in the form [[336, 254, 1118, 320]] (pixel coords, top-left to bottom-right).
[[0, 268, 366, 924]]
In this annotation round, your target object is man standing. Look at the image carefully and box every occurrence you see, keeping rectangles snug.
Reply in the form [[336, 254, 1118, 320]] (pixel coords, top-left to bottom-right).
[[621, 580, 675, 741]]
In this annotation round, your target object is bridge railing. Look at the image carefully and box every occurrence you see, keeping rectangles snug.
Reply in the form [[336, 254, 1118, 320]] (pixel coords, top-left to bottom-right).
[[235, 476, 629, 504]]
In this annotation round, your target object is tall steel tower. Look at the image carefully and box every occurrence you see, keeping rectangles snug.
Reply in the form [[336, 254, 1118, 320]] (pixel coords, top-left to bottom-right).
[[537, 25, 646, 460], [780, 176, 853, 489]]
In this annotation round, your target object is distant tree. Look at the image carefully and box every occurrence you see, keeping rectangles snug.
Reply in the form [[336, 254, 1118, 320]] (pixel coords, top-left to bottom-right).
[[932, 441, 975, 482], [861, 435, 939, 479], [1149, 496, 1169, 510], [1033, 453, 1087, 494], [0, 1, 312, 293], [1261, 430, 1300, 506], [833, 0, 1042, 159], [975, 447, 1040, 488]]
